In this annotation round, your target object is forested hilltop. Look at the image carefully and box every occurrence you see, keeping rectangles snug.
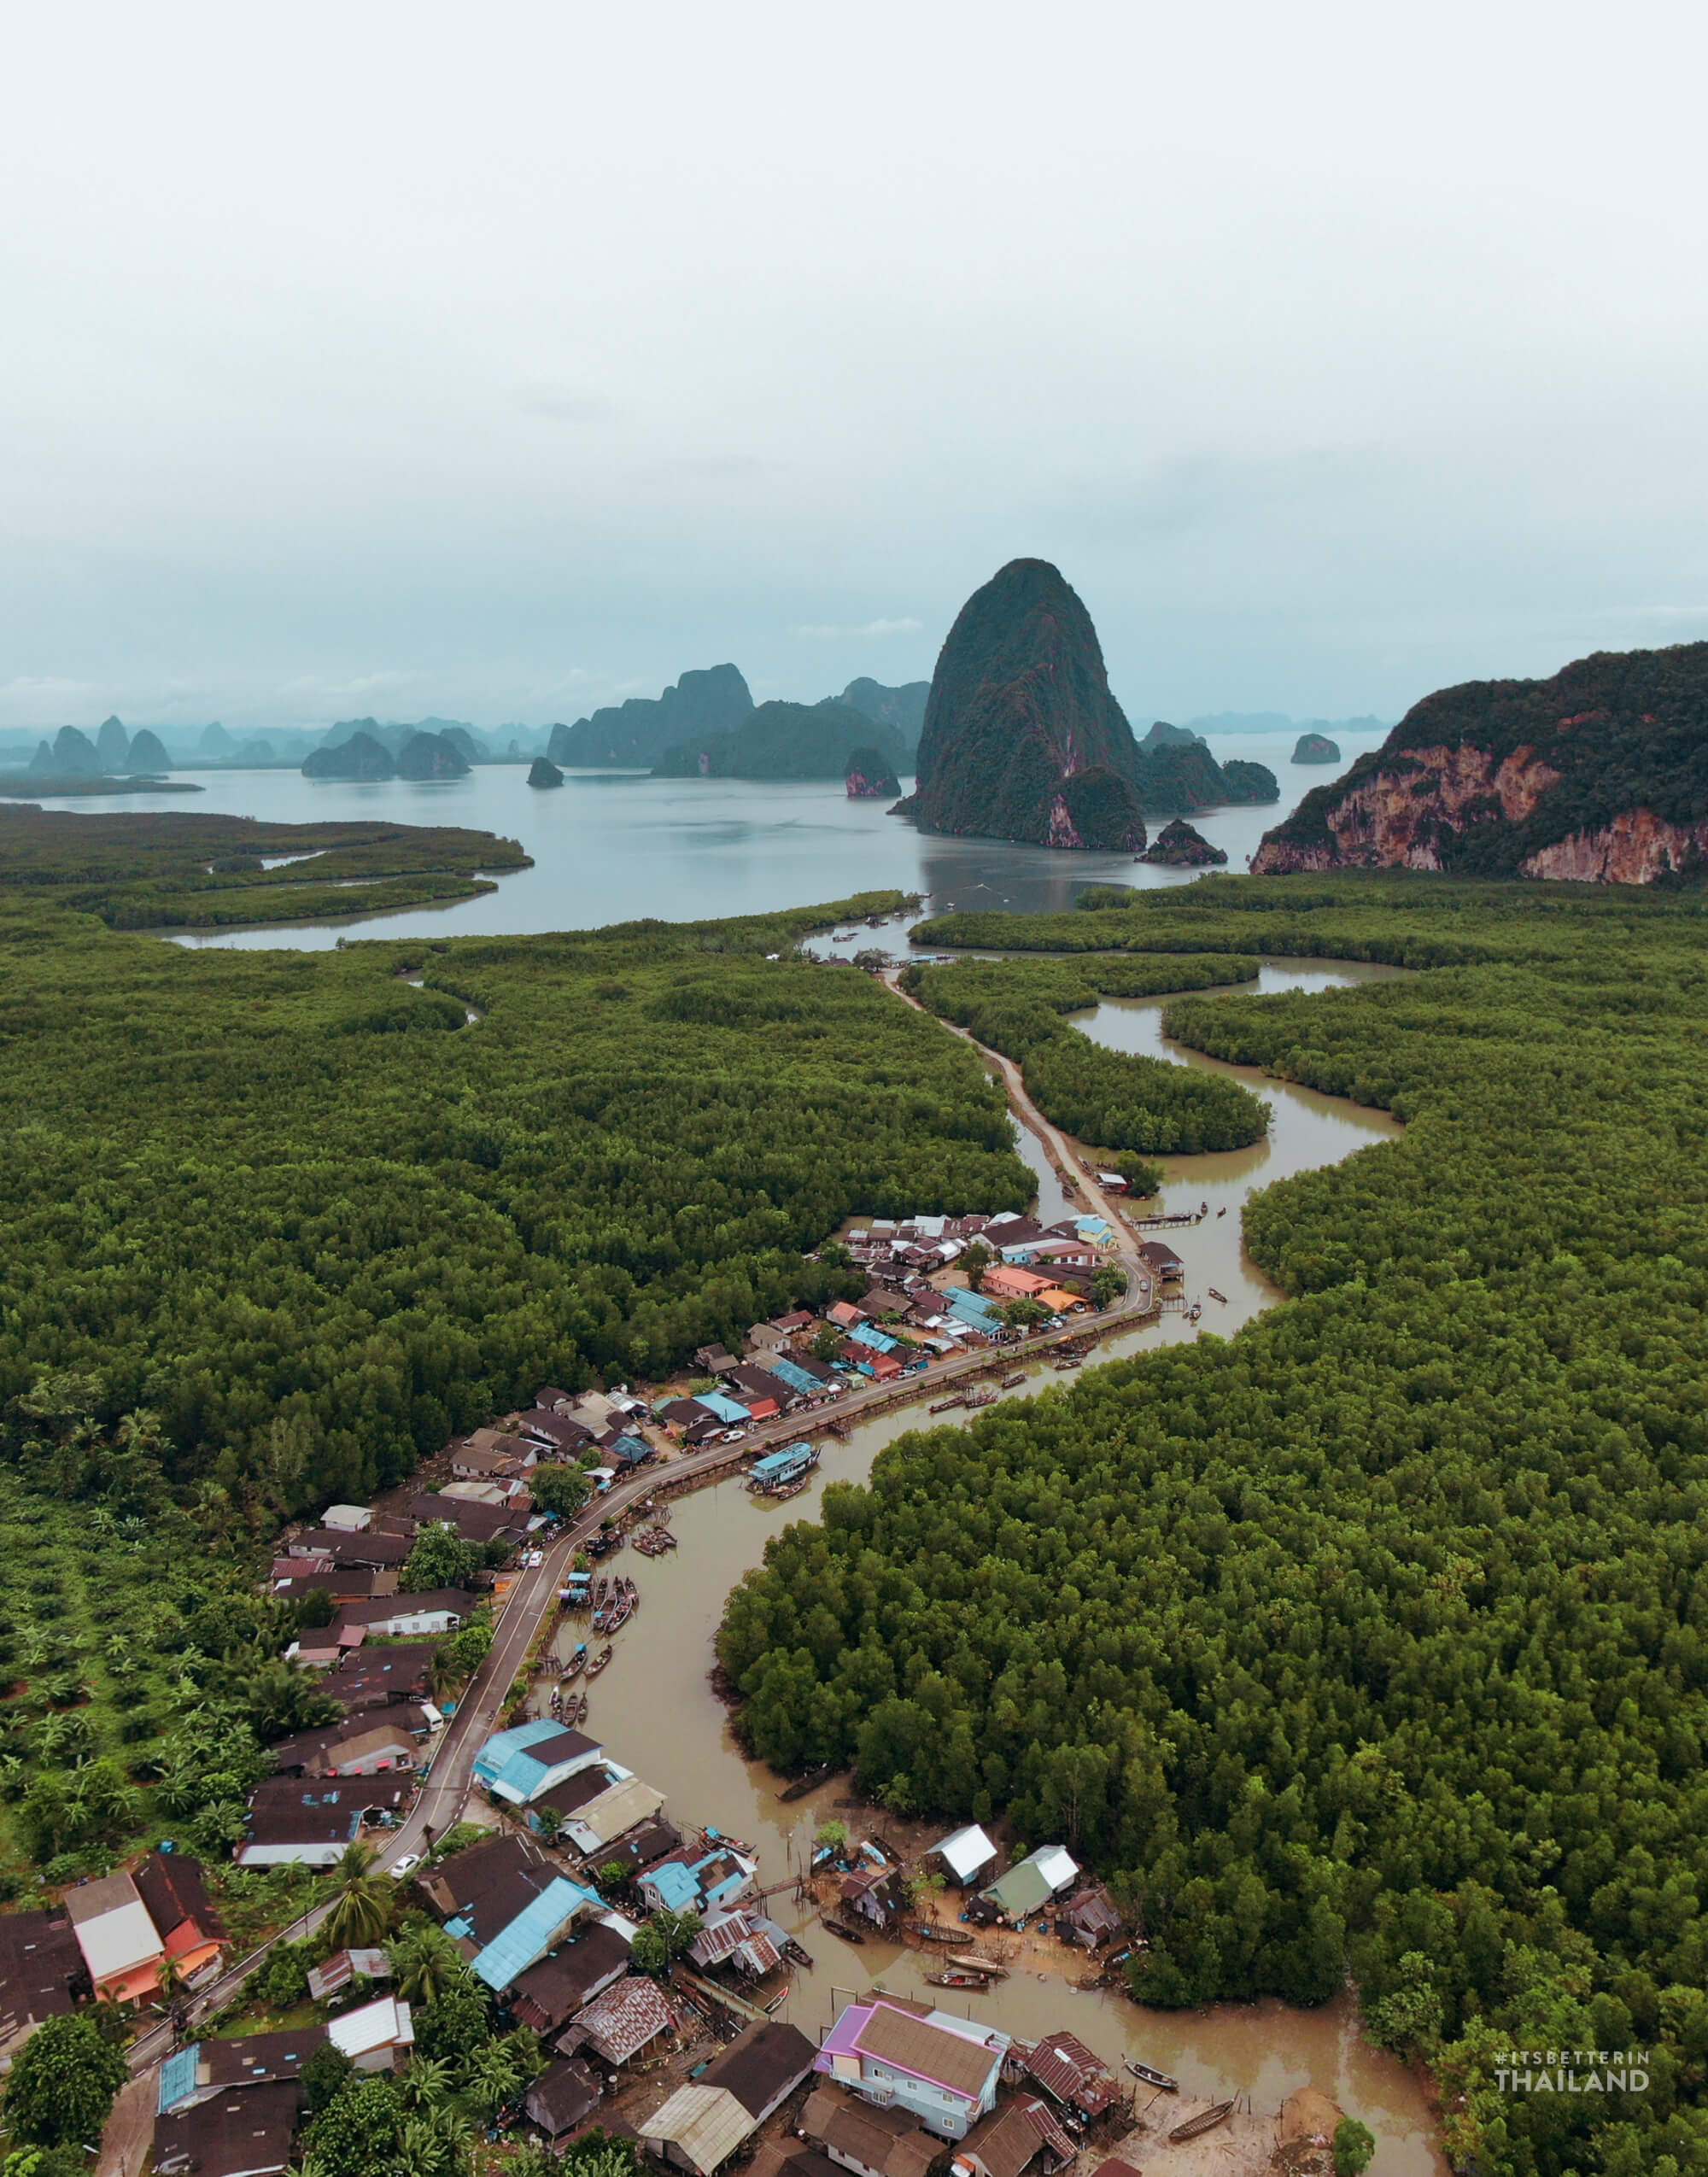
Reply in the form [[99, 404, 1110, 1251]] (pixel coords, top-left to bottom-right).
[[721, 873, 1708, 2177]]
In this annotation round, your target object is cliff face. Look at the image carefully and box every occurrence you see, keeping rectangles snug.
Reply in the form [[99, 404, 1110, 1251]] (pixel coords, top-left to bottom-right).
[[845, 746, 901, 798], [653, 700, 907, 782], [900, 559, 1146, 851], [550, 664, 753, 768], [1254, 644, 1708, 882]]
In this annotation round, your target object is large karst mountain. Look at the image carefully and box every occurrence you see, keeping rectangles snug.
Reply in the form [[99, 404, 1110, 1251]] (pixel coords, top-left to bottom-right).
[[895, 559, 1276, 851], [897, 559, 1149, 850], [1253, 644, 1708, 883]]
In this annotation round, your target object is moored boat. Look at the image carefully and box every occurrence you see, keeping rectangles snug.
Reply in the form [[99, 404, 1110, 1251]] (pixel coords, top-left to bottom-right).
[[963, 1384, 997, 1407], [929, 1393, 966, 1414], [820, 1915, 866, 1944], [586, 1645, 614, 1677], [1169, 2100, 1233, 2143], [1125, 2057, 1179, 2092], [1000, 1371, 1027, 1389], [927, 1969, 986, 1988], [560, 1644, 588, 1681], [1208, 1286, 1227, 1303]]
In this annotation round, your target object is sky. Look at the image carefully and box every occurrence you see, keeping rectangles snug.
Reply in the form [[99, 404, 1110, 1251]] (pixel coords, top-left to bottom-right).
[[5, 0, 1708, 734]]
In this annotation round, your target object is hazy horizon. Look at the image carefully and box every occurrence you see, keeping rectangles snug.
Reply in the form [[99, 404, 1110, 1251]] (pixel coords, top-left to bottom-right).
[[6, 1, 1707, 734]]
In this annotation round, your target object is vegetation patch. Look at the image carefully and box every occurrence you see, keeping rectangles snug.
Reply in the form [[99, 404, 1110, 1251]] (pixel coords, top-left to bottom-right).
[[899, 953, 1270, 1154], [724, 873, 1708, 2177]]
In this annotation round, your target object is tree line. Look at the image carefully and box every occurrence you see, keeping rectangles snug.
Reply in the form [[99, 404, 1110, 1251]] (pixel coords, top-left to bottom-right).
[[722, 874, 1708, 2177]]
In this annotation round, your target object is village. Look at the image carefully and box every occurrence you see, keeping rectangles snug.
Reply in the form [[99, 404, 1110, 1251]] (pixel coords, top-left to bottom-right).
[[0, 1208, 1343, 2177]]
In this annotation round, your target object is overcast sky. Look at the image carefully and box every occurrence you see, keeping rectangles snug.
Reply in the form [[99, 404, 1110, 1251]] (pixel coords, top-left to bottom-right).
[[5, 0, 1708, 732]]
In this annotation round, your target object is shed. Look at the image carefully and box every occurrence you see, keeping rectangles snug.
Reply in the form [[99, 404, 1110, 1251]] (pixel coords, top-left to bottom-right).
[[525, 2057, 604, 2146], [932, 1825, 997, 1887], [320, 1505, 373, 1532]]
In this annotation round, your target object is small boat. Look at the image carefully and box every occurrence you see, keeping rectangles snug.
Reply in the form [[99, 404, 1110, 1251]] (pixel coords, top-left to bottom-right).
[[569, 1691, 589, 1725], [946, 1954, 1006, 1978], [1053, 1355, 1083, 1372], [594, 1577, 609, 1607], [929, 1393, 966, 1414], [1169, 2101, 1234, 2143], [1216, 1206, 1227, 1217], [927, 1970, 986, 1988], [585, 1646, 613, 1678], [1000, 1372, 1027, 1390], [781, 1935, 814, 1969], [963, 1384, 997, 1408], [777, 1764, 830, 1803], [1207, 1287, 1227, 1304], [821, 1916, 866, 1945], [1189, 1302, 1202, 1323], [912, 1922, 961, 1945], [560, 1645, 587, 1681], [1125, 2058, 1179, 2092]]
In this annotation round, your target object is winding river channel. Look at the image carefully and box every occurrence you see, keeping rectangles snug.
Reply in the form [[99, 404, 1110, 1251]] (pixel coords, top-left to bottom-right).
[[553, 964, 1442, 2174]]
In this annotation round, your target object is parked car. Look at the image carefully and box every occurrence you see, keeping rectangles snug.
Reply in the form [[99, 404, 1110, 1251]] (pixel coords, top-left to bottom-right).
[[389, 1852, 422, 1878], [720, 1427, 747, 1443]]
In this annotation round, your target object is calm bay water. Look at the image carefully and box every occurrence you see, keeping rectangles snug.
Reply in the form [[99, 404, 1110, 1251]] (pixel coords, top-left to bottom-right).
[[18, 729, 1388, 948]]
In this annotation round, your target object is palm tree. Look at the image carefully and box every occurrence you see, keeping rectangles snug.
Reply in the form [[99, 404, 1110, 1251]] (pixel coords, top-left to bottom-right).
[[388, 1922, 465, 2008], [400, 2053, 453, 2110], [464, 2038, 524, 2120], [322, 1841, 395, 1950], [402, 2101, 476, 2177]]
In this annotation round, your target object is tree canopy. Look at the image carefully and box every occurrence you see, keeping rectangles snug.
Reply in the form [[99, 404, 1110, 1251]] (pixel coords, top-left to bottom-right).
[[723, 873, 1708, 2177]]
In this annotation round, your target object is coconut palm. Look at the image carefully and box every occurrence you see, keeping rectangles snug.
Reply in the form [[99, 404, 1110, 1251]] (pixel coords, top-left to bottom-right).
[[388, 1922, 465, 2009], [322, 1841, 395, 1951]]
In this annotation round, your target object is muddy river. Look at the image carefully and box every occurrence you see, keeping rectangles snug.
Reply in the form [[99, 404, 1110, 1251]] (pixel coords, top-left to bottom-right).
[[549, 963, 1441, 2172]]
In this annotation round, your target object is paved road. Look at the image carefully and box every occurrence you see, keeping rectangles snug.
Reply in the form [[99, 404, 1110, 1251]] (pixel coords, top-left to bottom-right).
[[128, 982, 1154, 2071]]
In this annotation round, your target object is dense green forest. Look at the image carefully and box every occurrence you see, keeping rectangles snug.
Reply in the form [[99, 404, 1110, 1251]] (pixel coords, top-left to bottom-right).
[[0, 883, 1027, 1510], [898, 954, 1271, 1154], [722, 874, 1708, 2177], [0, 805, 529, 927], [0, 843, 1032, 1882]]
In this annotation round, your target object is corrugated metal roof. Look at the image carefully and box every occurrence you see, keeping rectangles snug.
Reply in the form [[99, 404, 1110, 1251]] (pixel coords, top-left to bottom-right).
[[564, 1776, 666, 1848], [645, 2083, 754, 2174], [158, 2046, 200, 2115], [471, 1878, 599, 1990], [935, 1823, 997, 1881]]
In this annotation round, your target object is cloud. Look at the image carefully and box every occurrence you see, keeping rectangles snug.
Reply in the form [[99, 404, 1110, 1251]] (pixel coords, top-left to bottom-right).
[[517, 387, 615, 423], [794, 617, 923, 641]]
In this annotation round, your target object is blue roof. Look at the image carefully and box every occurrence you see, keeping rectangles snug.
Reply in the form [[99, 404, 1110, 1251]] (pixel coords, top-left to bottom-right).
[[611, 1433, 652, 1466], [646, 1860, 699, 1911], [1076, 1216, 1113, 1240], [697, 1391, 750, 1424], [159, 2046, 200, 2115], [767, 1357, 822, 1396], [473, 1718, 594, 1802], [471, 1876, 601, 1990], [945, 1288, 1002, 1330], [752, 1443, 815, 1480], [845, 1320, 898, 1352]]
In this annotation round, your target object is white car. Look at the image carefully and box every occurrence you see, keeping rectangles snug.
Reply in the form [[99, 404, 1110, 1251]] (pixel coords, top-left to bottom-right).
[[389, 1852, 422, 1879], [720, 1427, 747, 1443]]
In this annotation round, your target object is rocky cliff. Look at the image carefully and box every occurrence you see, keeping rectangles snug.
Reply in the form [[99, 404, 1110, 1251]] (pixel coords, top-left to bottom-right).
[[1141, 818, 1227, 866], [1253, 644, 1708, 882], [845, 746, 900, 798], [396, 730, 471, 780], [841, 678, 930, 754], [653, 699, 907, 782], [897, 559, 1147, 851], [549, 664, 752, 768], [1292, 731, 1340, 764]]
